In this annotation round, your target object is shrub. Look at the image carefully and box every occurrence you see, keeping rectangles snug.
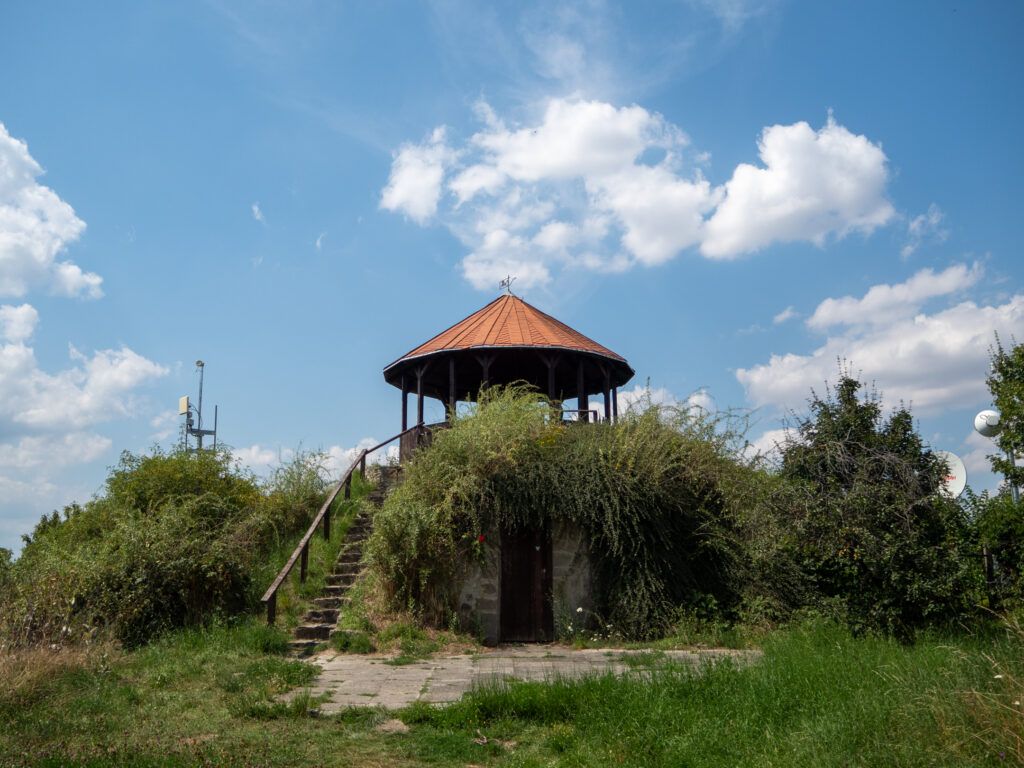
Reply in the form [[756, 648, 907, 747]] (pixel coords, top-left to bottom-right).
[[777, 375, 980, 638], [1, 447, 331, 648]]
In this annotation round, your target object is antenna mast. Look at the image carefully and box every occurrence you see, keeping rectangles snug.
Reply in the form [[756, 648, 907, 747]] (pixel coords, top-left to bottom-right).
[[179, 360, 219, 451]]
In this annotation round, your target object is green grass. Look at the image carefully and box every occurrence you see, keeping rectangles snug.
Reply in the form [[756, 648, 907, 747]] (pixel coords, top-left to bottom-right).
[[1, 619, 1020, 767]]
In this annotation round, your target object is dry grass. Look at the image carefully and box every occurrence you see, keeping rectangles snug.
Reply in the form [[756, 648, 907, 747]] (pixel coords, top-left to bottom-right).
[[0, 642, 118, 706]]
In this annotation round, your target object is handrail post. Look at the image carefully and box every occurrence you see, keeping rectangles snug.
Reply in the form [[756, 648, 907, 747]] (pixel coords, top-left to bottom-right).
[[300, 541, 309, 582], [359, 451, 367, 477], [344, 475, 351, 500], [323, 501, 331, 540], [267, 593, 276, 625]]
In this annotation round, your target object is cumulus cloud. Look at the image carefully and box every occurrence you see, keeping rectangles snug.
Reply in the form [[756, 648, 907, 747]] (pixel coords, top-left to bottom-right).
[[0, 123, 102, 299], [381, 101, 894, 290], [235, 439, 399, 478], [701, 116, 894, 258], [737, 266, 1024, 415], [0, 304, 167, 541]]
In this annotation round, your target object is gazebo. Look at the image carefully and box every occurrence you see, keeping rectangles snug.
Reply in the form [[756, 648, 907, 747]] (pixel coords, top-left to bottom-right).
[[383, 293, 635, 439], [381, 293, 635, 643]]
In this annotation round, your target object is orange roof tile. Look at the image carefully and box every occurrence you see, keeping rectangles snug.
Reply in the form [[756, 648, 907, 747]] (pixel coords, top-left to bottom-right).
[[390, 295, 626, 365]]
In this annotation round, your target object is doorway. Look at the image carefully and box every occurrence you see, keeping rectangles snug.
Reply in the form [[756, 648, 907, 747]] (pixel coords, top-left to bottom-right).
[[500, 525, 553, 642]]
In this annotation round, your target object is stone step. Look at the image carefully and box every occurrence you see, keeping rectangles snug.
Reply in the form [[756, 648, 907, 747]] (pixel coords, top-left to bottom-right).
[[288, 639, 320, 656], [294, 623, 334, 640], [337, 553, 362, 565], [313, 596, 346, 609], [325, 573, 356, 587], [303, 608, 339, 624], [321, 585, 350, 597]]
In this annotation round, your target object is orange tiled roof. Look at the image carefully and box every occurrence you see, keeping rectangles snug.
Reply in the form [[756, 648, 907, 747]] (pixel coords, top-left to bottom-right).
[[393, 295, 626, 363]]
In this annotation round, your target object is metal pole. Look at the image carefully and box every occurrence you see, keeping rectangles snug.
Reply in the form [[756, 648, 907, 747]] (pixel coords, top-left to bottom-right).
[[196, 362, 205, 451]]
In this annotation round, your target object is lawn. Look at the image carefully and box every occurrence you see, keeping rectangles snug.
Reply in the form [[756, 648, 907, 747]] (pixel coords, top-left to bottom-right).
[[1, 618, 1020, 767]]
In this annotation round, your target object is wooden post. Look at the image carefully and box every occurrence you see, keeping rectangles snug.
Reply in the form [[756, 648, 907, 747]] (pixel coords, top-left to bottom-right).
[[266, 593, 276, 625], [612, 386, 619, 421], [344, 475, 351, 500], [448, 356, 456, 420], [300, 541, 309, 582], [577, 358, 588, 422], [401, 375, 408, 431], [477, 354, 493, 389], [323, 503, 331, 540], [359, 451, 367, 477]]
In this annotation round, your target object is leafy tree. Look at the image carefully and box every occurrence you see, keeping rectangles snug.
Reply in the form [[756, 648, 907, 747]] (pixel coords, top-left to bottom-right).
[[780, 374, 978, 638], [987, 335, 1024, 489]]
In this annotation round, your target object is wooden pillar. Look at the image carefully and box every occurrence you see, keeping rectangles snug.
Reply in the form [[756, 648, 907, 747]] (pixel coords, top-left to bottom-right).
[[401, 375, 409, 431], [577, 358, 588, 422], [612, 386, 619, 421], [448, 356, 456, 420]]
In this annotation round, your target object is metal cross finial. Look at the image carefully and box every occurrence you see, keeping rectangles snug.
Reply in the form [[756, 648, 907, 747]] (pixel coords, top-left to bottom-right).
[[500, 274, 517, 295]]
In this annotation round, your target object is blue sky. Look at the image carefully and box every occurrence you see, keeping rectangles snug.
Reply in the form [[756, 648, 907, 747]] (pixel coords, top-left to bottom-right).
[[1, 0, 1022, 552]]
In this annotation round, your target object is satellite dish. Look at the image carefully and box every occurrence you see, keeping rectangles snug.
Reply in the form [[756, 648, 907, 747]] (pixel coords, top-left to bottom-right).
[[974, 409, 1002, 438], [935, 450, 967, 499]]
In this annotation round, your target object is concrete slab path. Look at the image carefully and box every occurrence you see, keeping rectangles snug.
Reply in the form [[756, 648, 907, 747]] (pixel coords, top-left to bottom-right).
[[295, 645, 760, 713]]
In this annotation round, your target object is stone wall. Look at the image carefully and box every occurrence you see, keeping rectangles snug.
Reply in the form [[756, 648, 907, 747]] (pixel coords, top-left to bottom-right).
[[457, 536, 501, 645], [551, 521, 592, 632]]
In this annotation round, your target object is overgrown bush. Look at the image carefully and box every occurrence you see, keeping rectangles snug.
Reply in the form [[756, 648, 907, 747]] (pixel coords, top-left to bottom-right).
[[367, 386, 757, 639], [1, 447, 331, 648]]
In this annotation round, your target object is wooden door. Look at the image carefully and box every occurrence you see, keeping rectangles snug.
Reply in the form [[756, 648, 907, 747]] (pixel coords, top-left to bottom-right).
[[500, 526, 553, 642]]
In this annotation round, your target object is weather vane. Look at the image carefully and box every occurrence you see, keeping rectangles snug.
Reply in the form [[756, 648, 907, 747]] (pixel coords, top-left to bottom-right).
[[500, 275, 517, 295]]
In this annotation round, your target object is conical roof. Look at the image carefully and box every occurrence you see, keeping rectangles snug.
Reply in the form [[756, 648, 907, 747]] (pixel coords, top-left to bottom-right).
[[382, 294, 634, 401], [389, 294, 626, 365]]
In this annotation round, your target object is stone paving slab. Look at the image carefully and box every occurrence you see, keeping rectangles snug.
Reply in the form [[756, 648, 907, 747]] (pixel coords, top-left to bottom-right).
[[289, 645, 759, 714]]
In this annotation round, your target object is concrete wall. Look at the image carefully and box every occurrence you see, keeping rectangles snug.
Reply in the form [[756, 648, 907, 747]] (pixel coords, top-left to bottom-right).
[[457, 522, 592, 645]]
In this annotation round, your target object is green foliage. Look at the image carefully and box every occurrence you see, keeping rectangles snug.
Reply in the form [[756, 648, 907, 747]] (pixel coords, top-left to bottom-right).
[[2, 448, 332, 648], [367, 386, 754, 639], [969, 489, 1024, 607], [778, 375, 979, 638], [987, 335, 1024, 488]]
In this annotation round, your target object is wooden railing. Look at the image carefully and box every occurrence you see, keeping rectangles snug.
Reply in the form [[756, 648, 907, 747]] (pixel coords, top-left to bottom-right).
[[260, 423, 422, 624]]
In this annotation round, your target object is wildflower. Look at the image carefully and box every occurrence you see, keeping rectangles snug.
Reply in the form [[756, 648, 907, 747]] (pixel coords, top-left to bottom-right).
[[576, 606, 583, 614], [995, 674, 1004, 679], [1014, 701, 1021, 706], [477, 534, 486, 543]]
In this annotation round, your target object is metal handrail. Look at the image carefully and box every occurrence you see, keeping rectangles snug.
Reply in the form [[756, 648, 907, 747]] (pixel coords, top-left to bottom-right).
[[260, 423, 422, 624]]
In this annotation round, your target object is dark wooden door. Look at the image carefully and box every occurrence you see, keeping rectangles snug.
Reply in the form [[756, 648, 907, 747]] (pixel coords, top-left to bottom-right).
[[500, 526, 553, 642]]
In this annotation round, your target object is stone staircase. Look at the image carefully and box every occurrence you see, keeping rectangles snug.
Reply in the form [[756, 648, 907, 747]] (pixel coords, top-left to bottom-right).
[[288, 468, 399, 655]]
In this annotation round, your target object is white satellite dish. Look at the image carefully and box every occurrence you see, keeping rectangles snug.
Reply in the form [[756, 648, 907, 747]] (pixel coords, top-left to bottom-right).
[[935, 450, 967, 499], [974, 409, 1002, 438]]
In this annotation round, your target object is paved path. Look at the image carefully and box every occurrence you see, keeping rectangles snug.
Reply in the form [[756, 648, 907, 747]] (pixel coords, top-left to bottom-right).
[[295, 645, 759, 713]]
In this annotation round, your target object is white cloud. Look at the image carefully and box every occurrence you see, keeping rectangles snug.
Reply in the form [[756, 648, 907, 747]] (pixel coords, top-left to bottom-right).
[[807, 262, 982, 330], [618, 383, 678, 412], [742, 426, 791, 461], [0, 123, 102, 299], [737, 273, 1024, 415], [0, 433, 110, 470], [0, 303, 38, 343], [382, 102, 895, 289], [686, 388, 715, 413], [772, 305, 797, 325], [702, 115, 894, 258], [235, 443, 294, 473], [902, 203, 948, 258], [315, 232, 325, 251], [251, 202, 264, 223], [379, 127, 455, 224]]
